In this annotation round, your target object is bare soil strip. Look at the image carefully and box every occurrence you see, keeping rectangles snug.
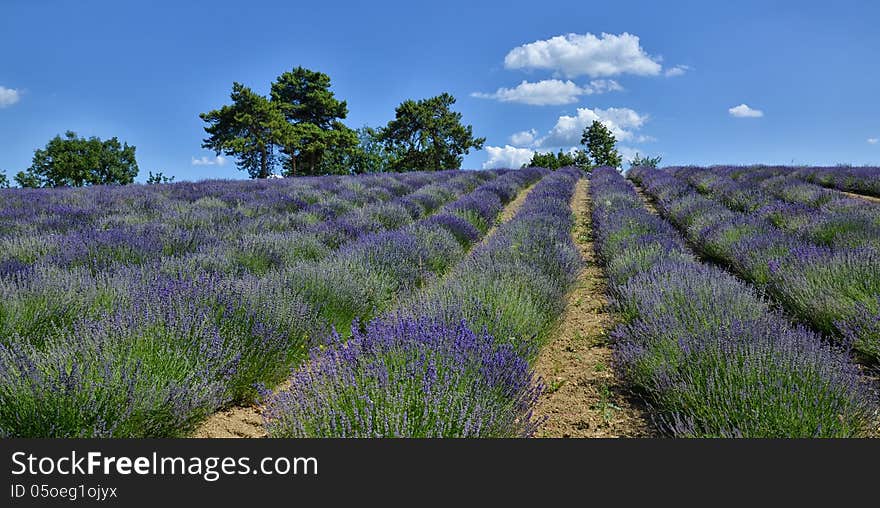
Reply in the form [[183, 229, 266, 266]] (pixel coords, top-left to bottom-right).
[[533, 178, 653, 438], [842, 190, 880, 204], [193, 405, 266, 438], [192, 181, 541, 438], [634, 185, 659, 214]]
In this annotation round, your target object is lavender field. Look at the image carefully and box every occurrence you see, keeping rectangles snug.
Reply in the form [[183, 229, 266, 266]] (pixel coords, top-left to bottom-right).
[[2, 165, 880, 438]]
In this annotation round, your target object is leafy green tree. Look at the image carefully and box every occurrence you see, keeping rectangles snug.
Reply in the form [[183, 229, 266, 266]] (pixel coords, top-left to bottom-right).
[[347, 126, 390, 174], [200, 83, 292, 179], [0, 170, 9, 188], [581, 120, 622, 168], [319, 126, 390, 175], [524, 150, 570, 169], [378, 93, 485, 171], [14, 131, 138, 187], [14, 171, 41, 188], [573, 149, 592, 170], [146, 171, 175, 184], [523, 148, 591, 170], [629, 153, 662, 169], [270, 67, 358, 176]]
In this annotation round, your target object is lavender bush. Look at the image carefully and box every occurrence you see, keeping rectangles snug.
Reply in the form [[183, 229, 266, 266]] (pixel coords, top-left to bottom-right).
[[264, 168, 579, 437], [593, 166, 872, 437], [263, 318, 542, 438], [632, 166, 880, 359], [0, 169, 529, 437]]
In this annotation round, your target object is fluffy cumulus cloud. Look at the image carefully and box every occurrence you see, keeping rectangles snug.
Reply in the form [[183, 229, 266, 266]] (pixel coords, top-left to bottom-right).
[[588, 79, 624, 93], [503, 32, 663, 78], [537, 106, 649, 147], [664, 65, 690, 77], [616, 145, 643, 164], [482, 145, 535, 169], [728, 104, 764, 118], [192, 155, 227, 166], [868, 138, 878, 145], [509, 129, 538, 146], [487, 106, 651, 168], [0, 86, 21, 108], [472, 78, 623, 106]]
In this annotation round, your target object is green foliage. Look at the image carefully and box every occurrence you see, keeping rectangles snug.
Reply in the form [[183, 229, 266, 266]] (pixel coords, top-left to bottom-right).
[[270, 67, 358, 176], [146, 171, 174, 184], [581, 120, 622, 168], [200, 83, 291, 179], [0, 170, 8, 188], [270, 67, 348, 128], [13, 171, 41, 189], [201, 68, 360, 178], [378, 93, 485, 171], [14, 131, 138, 188], [629, 153, 662, 169], [315, 126, 392, 175], [201, 74, 483, 177], [523, 149, 591, 170]]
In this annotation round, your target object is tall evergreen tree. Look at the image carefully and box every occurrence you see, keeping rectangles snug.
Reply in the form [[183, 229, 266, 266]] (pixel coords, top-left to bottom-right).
[[200, 83, 291, 179], [378, 93, 485, 172], [581, 120, 622, 168], [270, 67, 358, 176]]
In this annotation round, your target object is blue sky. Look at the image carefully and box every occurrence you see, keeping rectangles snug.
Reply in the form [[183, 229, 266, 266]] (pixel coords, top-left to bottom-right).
[[1, 0, 879, 182]]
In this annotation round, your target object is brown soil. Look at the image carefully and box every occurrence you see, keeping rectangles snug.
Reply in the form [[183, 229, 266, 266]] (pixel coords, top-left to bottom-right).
[[484, 180, 535, 237], [634, 185, 659, 214], [842, 190, 880, 204], [192, 404, 267, 438], [533, 179, 653, 438], [191, 180, 541, 438]]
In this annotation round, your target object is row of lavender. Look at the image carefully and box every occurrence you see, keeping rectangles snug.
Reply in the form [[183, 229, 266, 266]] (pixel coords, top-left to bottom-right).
[[0, 169, 544, 437], [668, 166, 880, 252], [631, 167, 880, 361], [590, 167, 872, 437], [790, 166, 880, 198], [262, 168, 583, 437], [662, 165, 880, 198], [0, 170, 491, 361], [729, 166, 879, 208], [0, 171, 481, 277]]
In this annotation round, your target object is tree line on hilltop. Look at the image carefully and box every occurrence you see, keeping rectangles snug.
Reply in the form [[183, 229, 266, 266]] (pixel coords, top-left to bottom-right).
[[199, 67, 484, 179], [0, 66, 657, 188]]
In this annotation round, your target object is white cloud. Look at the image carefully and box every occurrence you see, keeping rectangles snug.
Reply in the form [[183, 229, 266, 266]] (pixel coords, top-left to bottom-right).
[[192, 155, 227, 166], [537, 106, 649, 147], [664, 65, 690, 77], [503, 32, 663, 78], [482, 145, 535, 169], [472, 80, 584, 105], [471, 78, 623, 106], [617, 145, 642, 164], [728, 104, 763, 118], [868, 138, 878, 145], [587, 79, 624, 93], [0, 86, 21, 108], [509, 129, 538, 146]]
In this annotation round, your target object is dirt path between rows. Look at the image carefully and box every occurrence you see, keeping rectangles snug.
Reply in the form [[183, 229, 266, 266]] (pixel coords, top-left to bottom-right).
[[533, 178, 653, 438], [842, 190, 880, 204], [482, 180, 535, 238], [192, 179, 541, 438], [634, 185, 659, 214]]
